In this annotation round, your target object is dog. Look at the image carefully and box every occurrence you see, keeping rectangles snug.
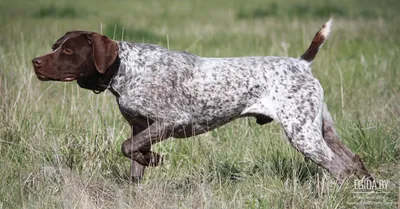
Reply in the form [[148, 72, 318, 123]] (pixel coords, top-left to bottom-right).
[[32, 19, 373, 183]]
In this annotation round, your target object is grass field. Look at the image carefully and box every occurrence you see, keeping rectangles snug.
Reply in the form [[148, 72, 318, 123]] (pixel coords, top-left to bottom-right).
[[0, 0, 399, 208]]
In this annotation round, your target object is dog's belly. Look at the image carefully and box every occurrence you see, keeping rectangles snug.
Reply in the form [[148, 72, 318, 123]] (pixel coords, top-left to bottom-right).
[[170, 120, 232, 138], [170, 111, 273, 138], [117, 92, 245, 127], [116, 89, 252, 138]]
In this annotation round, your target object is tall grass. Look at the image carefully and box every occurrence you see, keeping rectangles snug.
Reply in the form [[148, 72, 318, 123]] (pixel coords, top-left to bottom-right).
[[0, 0, 399, 208]]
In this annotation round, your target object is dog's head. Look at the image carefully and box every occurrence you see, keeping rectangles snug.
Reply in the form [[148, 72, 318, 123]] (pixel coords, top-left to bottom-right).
[[32, 31, 118, 82]]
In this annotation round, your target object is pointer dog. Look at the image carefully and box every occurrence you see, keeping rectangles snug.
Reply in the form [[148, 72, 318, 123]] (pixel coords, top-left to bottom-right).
[[32, 19, 373, 183]]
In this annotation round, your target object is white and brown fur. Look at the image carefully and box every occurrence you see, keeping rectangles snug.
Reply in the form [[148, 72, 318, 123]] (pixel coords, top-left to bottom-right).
[[33, 19, 374, 183]]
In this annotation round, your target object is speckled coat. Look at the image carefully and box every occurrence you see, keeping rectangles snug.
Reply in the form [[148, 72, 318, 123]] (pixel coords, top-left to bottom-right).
[[32, 19, 374, 183], [111, 19, 373, 183], [112, 42, 316, 133]]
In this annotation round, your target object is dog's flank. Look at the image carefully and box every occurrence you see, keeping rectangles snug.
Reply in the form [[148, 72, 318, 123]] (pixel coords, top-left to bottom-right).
[[300, 18, 333, 62], [32, 19, 374, 184]]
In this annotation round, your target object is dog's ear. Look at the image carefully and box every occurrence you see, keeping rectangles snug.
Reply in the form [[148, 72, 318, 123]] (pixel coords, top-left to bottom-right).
[[86, 33, 119, 74]]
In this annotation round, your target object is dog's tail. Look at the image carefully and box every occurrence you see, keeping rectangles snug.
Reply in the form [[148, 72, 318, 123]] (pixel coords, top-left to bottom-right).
[[300, 18, 333, 62]]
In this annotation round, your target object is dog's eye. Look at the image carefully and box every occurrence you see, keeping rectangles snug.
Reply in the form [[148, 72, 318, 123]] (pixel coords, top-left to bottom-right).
[[63, 48, 73, 55]]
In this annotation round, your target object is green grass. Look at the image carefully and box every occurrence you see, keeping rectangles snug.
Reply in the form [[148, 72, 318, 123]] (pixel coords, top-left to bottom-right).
[[1, 0, 399, 208], [236, 0, 393, 19], [104, 20, 162, 43], [33, 5, 81, 19]]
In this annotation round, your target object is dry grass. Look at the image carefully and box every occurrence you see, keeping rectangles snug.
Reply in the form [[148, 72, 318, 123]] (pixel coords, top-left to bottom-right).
[[1, 0, 399, 208]]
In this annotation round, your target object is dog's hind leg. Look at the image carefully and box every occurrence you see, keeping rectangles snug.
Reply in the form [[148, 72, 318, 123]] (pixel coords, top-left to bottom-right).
[[274, 78, 357, 183], [321, 103, 374, 181]]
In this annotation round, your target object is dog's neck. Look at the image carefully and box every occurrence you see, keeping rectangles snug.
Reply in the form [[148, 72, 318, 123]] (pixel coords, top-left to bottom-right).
[[107, 41, 145, 98], [77, 56, 121, 95], [107, 41, 177, 98]]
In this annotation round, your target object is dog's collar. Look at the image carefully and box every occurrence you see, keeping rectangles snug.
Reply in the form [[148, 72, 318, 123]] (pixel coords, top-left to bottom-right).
[[77, 56, 120, 95]]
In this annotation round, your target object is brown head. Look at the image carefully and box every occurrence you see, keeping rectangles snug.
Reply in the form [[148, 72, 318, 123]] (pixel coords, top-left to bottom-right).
[[32, 31, 119, 92]]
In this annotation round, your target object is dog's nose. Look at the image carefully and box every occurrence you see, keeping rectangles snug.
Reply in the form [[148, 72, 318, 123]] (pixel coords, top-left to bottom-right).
[[32, 58, 43, 67]]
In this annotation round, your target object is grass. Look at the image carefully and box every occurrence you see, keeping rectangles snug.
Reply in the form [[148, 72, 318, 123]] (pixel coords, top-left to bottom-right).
[[104, 20, 162, 43], [33, 5, 81, 19], [236, 1, 390, 19], [1, 0, 399, 208]]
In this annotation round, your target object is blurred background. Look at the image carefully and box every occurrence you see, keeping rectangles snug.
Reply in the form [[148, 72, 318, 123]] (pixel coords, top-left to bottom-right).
[[0, 0, 399, 208]]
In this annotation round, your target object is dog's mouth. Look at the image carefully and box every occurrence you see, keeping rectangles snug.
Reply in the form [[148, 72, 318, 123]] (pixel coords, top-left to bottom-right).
[[35, 73, 76, 82], [36, 73, 50, 81], [60, 76, 76, 81]]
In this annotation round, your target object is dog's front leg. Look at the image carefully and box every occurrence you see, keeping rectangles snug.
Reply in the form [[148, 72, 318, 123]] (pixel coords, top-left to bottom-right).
[[127, 126, 147, 182], [121, 122, 170, 176], [130, 160, 145, 183]]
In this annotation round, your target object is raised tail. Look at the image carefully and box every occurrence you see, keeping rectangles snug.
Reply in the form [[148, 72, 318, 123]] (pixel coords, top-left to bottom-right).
[[300, 18, 333, 62]]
